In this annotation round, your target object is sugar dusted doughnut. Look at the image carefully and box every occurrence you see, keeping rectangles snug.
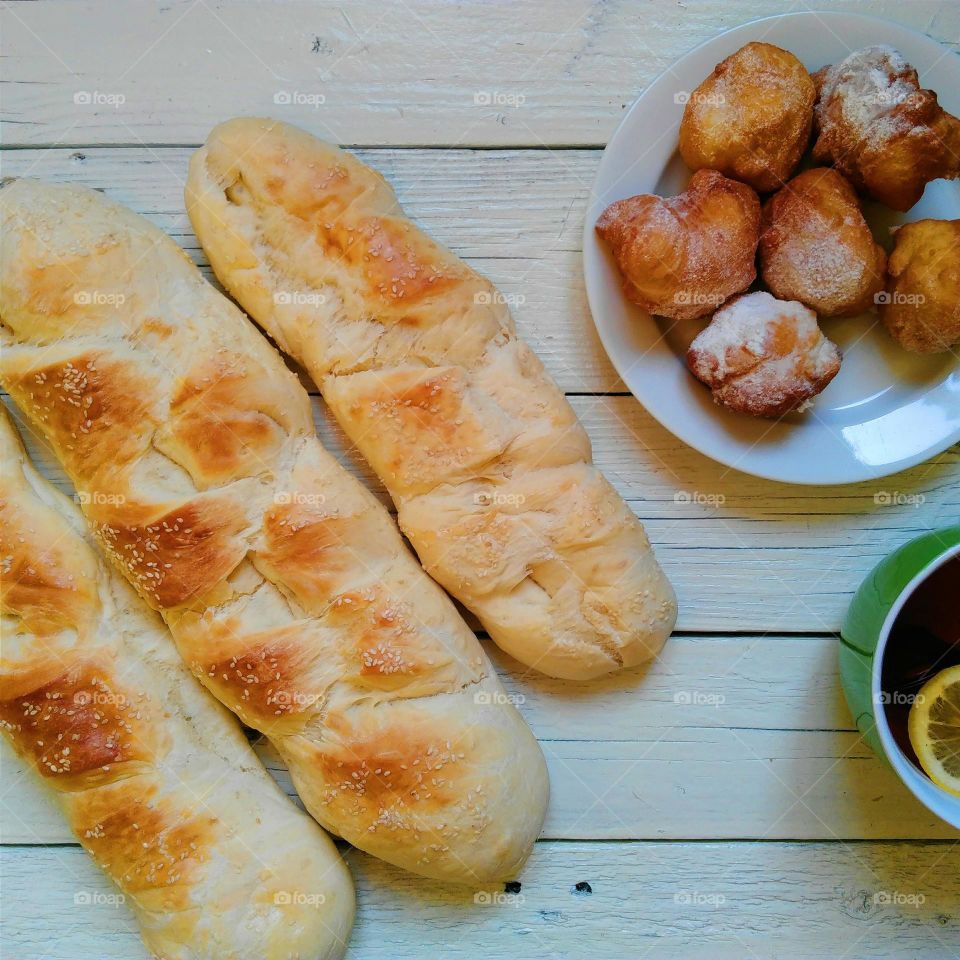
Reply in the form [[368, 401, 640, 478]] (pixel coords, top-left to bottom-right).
[[687, 291, 841, 418]]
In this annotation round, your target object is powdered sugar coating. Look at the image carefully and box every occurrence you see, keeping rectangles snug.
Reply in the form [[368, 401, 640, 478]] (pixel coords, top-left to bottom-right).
[[813, 45, 960, 210], [687, 292, 842, 418], [760, 168, 887, 317], [832, 46, 916, 146]]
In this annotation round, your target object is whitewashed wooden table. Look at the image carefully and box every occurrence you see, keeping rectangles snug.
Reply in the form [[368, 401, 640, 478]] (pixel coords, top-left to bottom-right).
[[2, 2, 959, 957]]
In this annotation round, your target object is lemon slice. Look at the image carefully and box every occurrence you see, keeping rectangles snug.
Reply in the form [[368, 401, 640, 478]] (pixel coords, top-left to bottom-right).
[[908, 664, 960, 797]]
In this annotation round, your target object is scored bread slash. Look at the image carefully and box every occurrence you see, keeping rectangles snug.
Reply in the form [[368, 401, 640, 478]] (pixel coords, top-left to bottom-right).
[[0, 177, 548, 885], [186, 117, 677, 681]]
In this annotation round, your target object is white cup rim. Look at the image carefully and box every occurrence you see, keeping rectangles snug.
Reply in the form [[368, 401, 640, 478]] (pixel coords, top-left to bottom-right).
[[871, 542, 960, 829]]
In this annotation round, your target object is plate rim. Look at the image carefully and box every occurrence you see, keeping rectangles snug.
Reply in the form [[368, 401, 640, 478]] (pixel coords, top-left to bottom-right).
[[582, 9, 960, 486]]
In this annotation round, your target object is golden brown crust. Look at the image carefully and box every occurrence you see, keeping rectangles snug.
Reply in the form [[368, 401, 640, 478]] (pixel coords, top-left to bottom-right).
[[91, 495, 250, 609], [0, 408, 354, 959], [194, 621, 332, 730], [812, 45, 960, 211], [880, 219, 960, 353], [1, 350, 157, 483], [596, 169, 760, 320], [760, 168, 887, 317], [0, 177, 548, 883], [0, 489, 99, 638], [159, 357, 290, 486], [686, 292, 842, 418], [70, 780, 212, 904], [185, 117, 677, 682], [0, 660, 158, 784], [679, 41, 815, 192], [322, 365, 510, 496], [283, 686, 540, 881]]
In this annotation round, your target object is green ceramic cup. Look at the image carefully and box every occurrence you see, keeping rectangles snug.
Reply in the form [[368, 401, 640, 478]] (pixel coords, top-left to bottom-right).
[[840, 525, 960, 829]]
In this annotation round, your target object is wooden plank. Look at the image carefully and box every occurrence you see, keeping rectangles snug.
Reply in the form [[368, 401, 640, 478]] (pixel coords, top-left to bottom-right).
[[6, 731, 951, 842], [0, 146, 593, 261], [0, 146, 620, 392], [3, 840, 958, 959], [4, 394, 956, 635], [2, 0, 957, 147], [4, 634, 956, 844]]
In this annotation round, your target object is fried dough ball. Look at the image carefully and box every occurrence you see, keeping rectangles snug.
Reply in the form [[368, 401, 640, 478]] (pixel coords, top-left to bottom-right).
[[760, 168, 887, 317], [880, 219, 960, 354], [687, 291, 842, 418], [812, 45, 960, 211], [679, 42, 815, 193], [595, 169, 760, 321]]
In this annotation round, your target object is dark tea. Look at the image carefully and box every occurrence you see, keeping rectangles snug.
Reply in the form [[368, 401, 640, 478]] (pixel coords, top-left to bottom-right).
[[880, 556, 960, 770]]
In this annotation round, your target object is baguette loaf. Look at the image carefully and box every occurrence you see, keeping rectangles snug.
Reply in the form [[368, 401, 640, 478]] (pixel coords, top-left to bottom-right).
[[0, 178, 548, 884], [185, 118, 678, 680], [0, 406, 354, 959]]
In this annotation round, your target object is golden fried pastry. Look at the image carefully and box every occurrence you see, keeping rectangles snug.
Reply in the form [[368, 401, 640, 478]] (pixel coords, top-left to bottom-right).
[[687, 291, 842, 418], [760, 168, 887, 317], [596, 169, 760, 321], [880, 219, 960, 353], [679, 42, 815, 192], [813, 45, 960, 211]]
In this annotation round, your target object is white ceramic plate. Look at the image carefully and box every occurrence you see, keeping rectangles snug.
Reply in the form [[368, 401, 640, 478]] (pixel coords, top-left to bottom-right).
[[583, 11, 960, 485]]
